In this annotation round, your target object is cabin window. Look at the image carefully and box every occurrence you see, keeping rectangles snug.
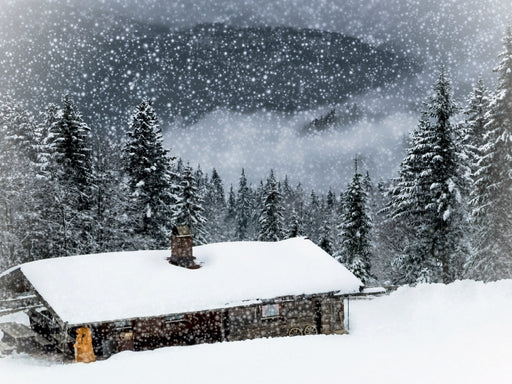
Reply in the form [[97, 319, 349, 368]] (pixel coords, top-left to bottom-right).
[[114, 320, 131, 330], [261, 304, 281, 318], [164, 314, 185, 323]]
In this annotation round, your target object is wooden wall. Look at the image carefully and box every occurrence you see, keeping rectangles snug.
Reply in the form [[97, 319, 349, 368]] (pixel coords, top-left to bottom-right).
[[28, 293, 346, 358]]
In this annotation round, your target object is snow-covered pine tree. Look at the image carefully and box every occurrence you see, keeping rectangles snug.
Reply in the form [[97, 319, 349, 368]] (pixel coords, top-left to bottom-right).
[[286, 208, 304, 238], [318, 219, 335, 255], [323, 188, 338, 225], [370, 179, 397, 284], [303, 190, 322, 243], [29, 103, 63, 260], [204, 168, 227, 242], [335, 159, 373, 284], [252, 180, 265, 234], [46, 95, 97, 255], [0, 97, 39, 267], [326, 189, 336, 212], [208, 169, 225, 207], [466, 29, 512, 281], [194, 165, 209, 206], [226, 185, 236, 222], [280, 175, 295, 222], [424, 69, 468, 282], [283, 183, 305, 239], [50, 95, 94, 210], [457, 79, 490, 278], [172, 164, 208, 245], [225, 184, 237, 240], [362, 172, 376, 220], [389, 69, 467, 283], [463, 78, 490, 178], [91, 126, 129, 252], [124, 98, 174, 248], [337, 191, 345, 217], [175, 157, 184, 175], [258, 169, 285, 242], [387, 113, 434, 283], [235, 169, 253, 240]]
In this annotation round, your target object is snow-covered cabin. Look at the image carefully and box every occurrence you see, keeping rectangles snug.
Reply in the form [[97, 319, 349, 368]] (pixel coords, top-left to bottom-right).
[[0, 238, 362, 358]]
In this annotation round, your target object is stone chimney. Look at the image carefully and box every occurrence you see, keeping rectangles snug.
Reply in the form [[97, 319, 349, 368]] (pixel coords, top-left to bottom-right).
[[168, 225, 199, 269]]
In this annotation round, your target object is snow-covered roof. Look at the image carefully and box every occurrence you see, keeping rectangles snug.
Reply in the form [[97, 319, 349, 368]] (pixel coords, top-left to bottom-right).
[[16, 238, 362, 325]]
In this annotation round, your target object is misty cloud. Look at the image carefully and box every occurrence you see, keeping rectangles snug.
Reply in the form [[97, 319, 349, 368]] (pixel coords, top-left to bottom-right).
[[165, 109, 415, 191]]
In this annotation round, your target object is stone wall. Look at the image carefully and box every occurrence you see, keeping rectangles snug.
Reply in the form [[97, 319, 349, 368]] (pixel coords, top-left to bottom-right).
[[226, 294, 345, 341]]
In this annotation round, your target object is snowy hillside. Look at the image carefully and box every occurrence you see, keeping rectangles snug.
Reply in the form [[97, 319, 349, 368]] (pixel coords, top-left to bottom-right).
[[1, 280, 511, 383]]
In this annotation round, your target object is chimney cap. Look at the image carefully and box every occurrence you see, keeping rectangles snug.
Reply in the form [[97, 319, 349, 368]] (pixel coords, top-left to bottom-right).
[[172, 225, 191, 237]]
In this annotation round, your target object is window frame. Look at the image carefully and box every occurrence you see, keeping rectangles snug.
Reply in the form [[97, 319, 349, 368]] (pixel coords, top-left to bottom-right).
[[261, 303, 281, 319]]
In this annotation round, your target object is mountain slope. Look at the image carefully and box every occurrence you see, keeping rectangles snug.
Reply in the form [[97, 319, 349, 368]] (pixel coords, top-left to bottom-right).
[[0, 3, 417, 126]]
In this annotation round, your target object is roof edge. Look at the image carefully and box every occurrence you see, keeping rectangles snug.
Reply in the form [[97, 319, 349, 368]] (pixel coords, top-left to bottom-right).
[[63, 290, 358, 327]]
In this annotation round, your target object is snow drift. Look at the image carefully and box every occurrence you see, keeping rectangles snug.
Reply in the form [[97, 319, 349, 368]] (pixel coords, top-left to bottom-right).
[[1, 279, 511, 383]]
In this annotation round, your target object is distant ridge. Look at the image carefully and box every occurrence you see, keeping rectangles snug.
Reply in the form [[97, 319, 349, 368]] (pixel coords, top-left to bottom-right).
[[0, 13, 418, 127]]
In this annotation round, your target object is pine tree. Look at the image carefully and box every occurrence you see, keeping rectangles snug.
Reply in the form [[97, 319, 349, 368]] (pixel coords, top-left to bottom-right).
[[226, 185, 236, 222], [286, 183, 306, 239], [0, 97, 39, 267], [463, 79, 490, 177], [49, 95, 94, 211], [208, 169, 226, 207], [173, 164, 208, 245], [124, 98, 174, 248], [30, 103, 63, 260], [194, 165, 209, 208], [204, 168, 227, 242], [258, 170, 285, 242], [362, 172, 376, 220], [280, 175, 294, 222], [91, 126, 129, 252], [467, 29, 512, 280], [370, 179, 397, 283], [318, 219, 334, 255], [49, 95, 97, 255], [235, 169, 252, 240], [387, 113, 434, 283], [326, 189, 336, 212], [304, 190, 322, 243], [388, 69, 467, 283], [335, 159, 373, 284], [286, 208, 304, 238], [225, 184, 237, 240]]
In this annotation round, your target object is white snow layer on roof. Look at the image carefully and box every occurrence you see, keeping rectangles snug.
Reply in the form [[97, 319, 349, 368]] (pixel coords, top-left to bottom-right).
[[19, 238, 362, 325]]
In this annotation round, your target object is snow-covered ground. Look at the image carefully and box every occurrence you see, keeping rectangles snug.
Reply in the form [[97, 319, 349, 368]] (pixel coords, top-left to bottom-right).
[[1, 280, 511, 384]]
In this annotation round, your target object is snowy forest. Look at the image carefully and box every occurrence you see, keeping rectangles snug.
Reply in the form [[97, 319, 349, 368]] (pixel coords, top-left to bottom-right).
[[1, 0, 512, 289], [1, 26, 512, 285]]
